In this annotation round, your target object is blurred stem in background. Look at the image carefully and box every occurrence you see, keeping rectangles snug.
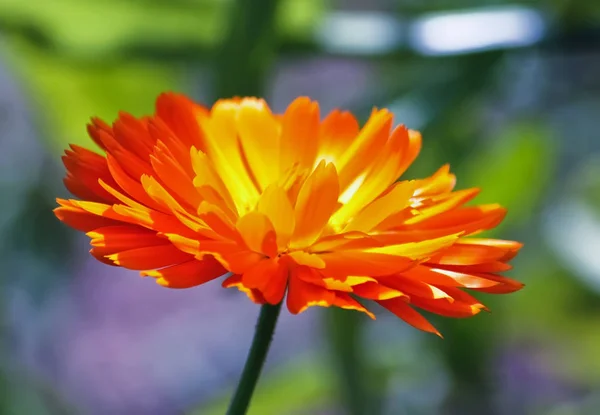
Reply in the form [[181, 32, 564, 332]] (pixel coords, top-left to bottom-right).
[[212, 0, 280, 100], [326, 310, 368, 415], [325, 309, 385, 415]]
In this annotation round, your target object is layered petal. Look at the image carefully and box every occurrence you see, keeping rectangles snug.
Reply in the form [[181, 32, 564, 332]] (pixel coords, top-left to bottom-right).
[[290, 161, 340, 249], [241, 257, 289, 304], [287, 267, 374, 318], [279, 97, 320, 173], [141, 256, 226, 288]]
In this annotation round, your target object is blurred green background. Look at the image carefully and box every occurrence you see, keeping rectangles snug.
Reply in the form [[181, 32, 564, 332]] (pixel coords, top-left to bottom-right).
[[1, 0, 599, 414]]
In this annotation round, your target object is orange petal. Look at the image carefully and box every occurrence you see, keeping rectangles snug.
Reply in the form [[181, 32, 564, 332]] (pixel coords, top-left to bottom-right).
[[141, 256, 226, 288], [155, 92, 207, 156], [292, 267, 360, 291], [54, 199, 121, 232], [106, 154, 166, 212], [428, 243, 508, 266], [150, 140, 201, 209], [332, 125, 411, 225], [379, 274, 452, 301], [287, 251, 326, 269], [352, 281, 407, 300], [318, 276, 379, 293], [468, 273, 524, 294], [139, 175, 217, 238], [70, 199, 154, 230], [344, 180, 416, 232], [332, 294, 375, 319], [354, 229, 462, 248], [236, 212, 277, 257], [112, 112, 154, 159], [257, 184, 295, 249], [287, 267, 374, 318], [222, 251, 266, 274], [457, 238, 523, 261], [190, 148, 238, 218], [139, 175, 186, 213], [161, 233, 246, 269], [263, 262, 291, 307], [310, 231, 375, 252], [86, 117, 111, 151], [109, 203, 198, 237], [62, 145, 119, 203], [87, 225, 167, 253], [201, 99, 260, 214], [241, 258, 289, 304], [222, 274, 266, 304], [410, 293, 486, 318], [315, 109, 359, 166], [290, 161, 340, 249], [335, 108, 393, 191], [106, 244, 193, 270], [147, 116, 196, 178], [431, 284, 485, 306], [279, 97, 320, 172], [98, 179, 149, 212], [405, 266, 500, 289], [236, 98, 281, 190], [413, 164, 456, 196], [405, 188, 480, 225], [395, 129, 422, 178], [318, 251, 414, 277], [378, 297, 441, 337], [197, 202, 238, 240], [438, 269, 503, 289], [435, 261, 513, 273], [287, 267, 334, 314], [90, 120, 151, 181], [365, 233, 461, 260], [421, 300, 487, 318], [90, 247, 120, 266], [159, 233, 201, 256], [381, 204, 507, 239]]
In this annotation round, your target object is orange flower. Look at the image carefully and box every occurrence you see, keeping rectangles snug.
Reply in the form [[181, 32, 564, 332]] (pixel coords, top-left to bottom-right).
[[54, 93, 523, 336]]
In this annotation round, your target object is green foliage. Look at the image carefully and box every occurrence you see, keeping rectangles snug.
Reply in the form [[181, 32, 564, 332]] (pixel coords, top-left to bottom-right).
[[4, 39, 182, 152], [459, 121, 557, 230], [0, 0, 228, 59], [0, 0, 324, 61], [0, 365, 79, 415]]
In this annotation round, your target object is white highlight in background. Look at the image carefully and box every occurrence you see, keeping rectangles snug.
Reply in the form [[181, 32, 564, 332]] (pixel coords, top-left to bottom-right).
[[409, 6, 546, 56]]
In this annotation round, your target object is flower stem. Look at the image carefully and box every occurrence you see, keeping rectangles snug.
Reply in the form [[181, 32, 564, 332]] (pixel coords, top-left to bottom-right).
[[226, 302, 283, 415]]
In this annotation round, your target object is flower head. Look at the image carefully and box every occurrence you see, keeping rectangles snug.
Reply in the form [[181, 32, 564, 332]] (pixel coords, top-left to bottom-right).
[[55, 93, 523, 336]]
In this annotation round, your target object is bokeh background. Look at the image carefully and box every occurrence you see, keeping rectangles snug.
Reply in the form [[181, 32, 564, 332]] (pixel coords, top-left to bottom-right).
[[1, 0, 599, 414]]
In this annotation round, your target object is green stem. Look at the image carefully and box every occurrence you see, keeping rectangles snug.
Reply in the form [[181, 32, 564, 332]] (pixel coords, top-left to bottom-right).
[[212, 0, 280, 100], [226, 302, 283, 415]]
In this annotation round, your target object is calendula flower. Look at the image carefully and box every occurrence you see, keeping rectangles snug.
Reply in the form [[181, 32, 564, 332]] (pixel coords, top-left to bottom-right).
[[55, 93, 523, 336]]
